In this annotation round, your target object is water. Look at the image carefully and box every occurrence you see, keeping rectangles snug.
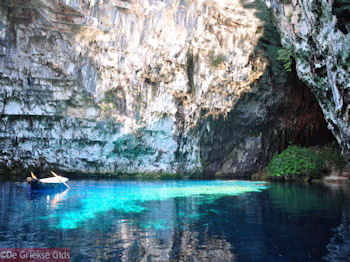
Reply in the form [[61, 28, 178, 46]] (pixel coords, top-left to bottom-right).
[[1, 180, 350, 261]]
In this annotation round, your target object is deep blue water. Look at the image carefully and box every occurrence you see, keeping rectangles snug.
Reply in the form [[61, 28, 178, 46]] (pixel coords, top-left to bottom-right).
[[1, 180, 350, 261]]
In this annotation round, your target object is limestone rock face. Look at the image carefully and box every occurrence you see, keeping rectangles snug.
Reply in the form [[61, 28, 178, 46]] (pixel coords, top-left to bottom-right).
[[262, 0, 350, 159], [0, 0, 332, 177]]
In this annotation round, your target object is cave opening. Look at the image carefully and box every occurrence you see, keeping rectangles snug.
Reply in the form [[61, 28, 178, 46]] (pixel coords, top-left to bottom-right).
[[278, 72, 336, 149], [333, 0, 350, 34]]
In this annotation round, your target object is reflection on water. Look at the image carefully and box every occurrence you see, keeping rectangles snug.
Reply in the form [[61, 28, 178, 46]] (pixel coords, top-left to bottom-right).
[[28, 187, 70, 205], [1, 180, 350, 261]]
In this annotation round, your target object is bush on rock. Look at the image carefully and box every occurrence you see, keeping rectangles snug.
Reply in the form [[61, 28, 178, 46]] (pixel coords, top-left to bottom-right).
[[267, 145, 323, 178]]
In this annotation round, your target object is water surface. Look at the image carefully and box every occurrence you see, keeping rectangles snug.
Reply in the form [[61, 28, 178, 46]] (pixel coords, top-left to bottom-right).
[[1, 180, 350, 261]]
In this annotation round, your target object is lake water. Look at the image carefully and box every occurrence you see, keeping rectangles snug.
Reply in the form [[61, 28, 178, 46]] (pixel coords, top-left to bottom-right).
[[0, 180, 350, 261]]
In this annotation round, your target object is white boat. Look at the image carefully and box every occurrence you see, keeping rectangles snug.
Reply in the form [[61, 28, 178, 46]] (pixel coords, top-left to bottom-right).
[[26, 172, 70, 190], [38, 177, 69, 184]]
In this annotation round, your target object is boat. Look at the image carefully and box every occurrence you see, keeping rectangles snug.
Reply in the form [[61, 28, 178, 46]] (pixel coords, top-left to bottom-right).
[[26, 171, 70, 190]]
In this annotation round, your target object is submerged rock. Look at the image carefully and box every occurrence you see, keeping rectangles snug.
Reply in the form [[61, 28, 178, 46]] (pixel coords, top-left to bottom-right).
[[0, 0, 333, 177], [324, 167, 350, 182]]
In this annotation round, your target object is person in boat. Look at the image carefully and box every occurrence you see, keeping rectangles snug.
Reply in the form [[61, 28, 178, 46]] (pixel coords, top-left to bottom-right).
[[26, 171, 70, 189], [26, 172, 40, 186], [26, 176, 38, 185]]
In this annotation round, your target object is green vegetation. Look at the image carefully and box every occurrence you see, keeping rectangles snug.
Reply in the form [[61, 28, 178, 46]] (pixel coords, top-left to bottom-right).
[[110, 135, 155, 159], [268, 145, 323, 177], [277, 47, 294, 72], [210, 54, 226, 68], [266, 145, 347, 180]]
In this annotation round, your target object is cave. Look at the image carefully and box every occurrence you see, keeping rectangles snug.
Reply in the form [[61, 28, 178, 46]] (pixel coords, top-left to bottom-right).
[[333, 0, 350, 34]]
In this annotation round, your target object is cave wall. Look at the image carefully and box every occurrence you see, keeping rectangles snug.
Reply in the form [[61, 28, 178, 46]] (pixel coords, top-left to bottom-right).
[[0, 0, 333, 177], [262, 0, 350, 160]]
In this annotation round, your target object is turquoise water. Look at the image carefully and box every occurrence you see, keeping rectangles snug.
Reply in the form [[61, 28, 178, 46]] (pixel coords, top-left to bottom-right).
[[42, 180, 267, 230], [1, 180, 350, 261]]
